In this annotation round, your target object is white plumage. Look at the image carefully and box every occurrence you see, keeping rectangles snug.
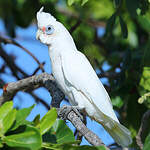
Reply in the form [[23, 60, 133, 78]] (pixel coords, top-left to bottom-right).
[[36, 7, 132, 147]]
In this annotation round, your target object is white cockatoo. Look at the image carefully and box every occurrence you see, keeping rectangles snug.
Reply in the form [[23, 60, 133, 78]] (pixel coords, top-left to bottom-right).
[[36, 7, 132, 147]]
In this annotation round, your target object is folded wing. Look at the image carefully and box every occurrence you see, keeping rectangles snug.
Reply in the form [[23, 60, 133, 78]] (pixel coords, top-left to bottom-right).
[[60, 50, 132, 147], [61, 50, 118, 122]]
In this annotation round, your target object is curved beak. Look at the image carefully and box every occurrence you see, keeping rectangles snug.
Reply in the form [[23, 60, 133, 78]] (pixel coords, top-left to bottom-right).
[[36, 30, 41, 40]]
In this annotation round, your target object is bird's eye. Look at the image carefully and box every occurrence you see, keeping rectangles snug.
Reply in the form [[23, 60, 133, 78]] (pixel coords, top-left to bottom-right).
[[45, 25, 54, 35]]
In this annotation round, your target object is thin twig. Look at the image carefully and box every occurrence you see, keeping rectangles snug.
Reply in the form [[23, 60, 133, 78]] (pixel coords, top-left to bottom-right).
[[32, 62, 46, 75], [98, 71, 120, 79], [0, 45, 28, 79], [136, 110, 150, 150], [0, 35, 45, 72], [29, 92, 50, 110], [70, 20, 81, 34]]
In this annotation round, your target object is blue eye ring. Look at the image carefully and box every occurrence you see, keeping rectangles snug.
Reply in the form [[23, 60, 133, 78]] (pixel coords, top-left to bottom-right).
[[45, 25, 54, 35]]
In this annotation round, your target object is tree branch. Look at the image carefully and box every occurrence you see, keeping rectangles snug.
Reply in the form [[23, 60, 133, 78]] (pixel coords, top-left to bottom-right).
[[0, 73, 57, 105], [57, 105, 109, 149], [136, 110, 150, 150], [67, 111, 107, 148], [74, 112, 87, 145], [0, 72, 109, 148]]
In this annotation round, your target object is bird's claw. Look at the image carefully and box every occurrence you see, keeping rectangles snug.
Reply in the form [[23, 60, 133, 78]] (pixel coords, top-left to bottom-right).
[[57, 105, 83, 121]]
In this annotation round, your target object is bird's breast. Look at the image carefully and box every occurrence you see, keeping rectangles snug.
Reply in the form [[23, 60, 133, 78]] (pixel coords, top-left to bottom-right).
[[49, 52, 77, 105], [49, 52, 70, 94]]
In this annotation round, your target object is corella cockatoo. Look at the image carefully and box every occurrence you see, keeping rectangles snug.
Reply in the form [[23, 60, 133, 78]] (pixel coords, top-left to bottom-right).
[[36, 7, 132, 147]]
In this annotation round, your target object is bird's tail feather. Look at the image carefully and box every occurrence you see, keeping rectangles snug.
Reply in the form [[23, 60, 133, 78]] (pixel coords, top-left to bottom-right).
[[90, 101, 132, 147], [103, 119, 132, 147], [96, 114, 132, 147]]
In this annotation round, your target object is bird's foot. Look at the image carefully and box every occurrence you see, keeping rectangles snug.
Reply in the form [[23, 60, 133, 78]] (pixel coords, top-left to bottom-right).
[[57, 105, 83, 121]]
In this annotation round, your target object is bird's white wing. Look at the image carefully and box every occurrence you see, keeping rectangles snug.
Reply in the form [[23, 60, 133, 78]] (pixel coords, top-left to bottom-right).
[[60, 50, 119, 122]]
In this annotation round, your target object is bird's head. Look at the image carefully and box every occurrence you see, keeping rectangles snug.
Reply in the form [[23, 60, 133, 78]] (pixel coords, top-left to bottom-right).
[[36, 7, 59, 46], [36, 7, 77, 50]]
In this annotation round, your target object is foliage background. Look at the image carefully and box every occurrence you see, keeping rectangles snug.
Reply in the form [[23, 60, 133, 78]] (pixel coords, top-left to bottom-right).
[[0, 0, 150, 149]]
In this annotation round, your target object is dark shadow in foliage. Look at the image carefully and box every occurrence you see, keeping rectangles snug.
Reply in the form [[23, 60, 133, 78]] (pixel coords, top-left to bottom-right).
[[43, 129, 57, 144]]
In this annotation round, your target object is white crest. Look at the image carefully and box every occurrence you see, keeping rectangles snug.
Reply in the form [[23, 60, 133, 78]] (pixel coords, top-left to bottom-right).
[[37, 7, 56, 27]]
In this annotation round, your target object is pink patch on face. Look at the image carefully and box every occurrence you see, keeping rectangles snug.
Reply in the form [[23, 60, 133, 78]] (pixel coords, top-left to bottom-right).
[[42, 26, 46, 32]]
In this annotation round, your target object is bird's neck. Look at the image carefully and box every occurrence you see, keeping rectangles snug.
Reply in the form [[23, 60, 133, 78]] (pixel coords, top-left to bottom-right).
[[48, 34, 77, 55], [48, 23, 78, 63]]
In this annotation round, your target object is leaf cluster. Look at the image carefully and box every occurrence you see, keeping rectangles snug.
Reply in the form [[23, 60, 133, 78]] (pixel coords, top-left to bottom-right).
[[0, 101, 105, 150]]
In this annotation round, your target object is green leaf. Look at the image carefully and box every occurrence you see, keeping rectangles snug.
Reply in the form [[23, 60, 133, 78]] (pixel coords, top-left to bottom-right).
[[143, 132, 150, 150], [51, 119, 75, 144], [0, 143, 3, 148], [38, 108, 57, 135], [0, 101, 13, 120], [138, 92, 150, 104], [33, 114, 40, 126], [81, 0, 88, 6], [119, 16, 128, 38], [112, 96, 124, 108], [3, 109, 16, 133], [97, 146, 106, 150], [12, 104, 35, 130], [43, 142, 106, 150], [106, 12, 116, 35], [0, 101, 15, 136], [137, 15, 150, 32], [0, 139, 3, 148], [68, 0, 75, 6], [40, 0, 56, 3], [139, 0, 149, 15], [140, 67, 150, 91], [42, 141, 79, 149], [4, 125, 42, 150]]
